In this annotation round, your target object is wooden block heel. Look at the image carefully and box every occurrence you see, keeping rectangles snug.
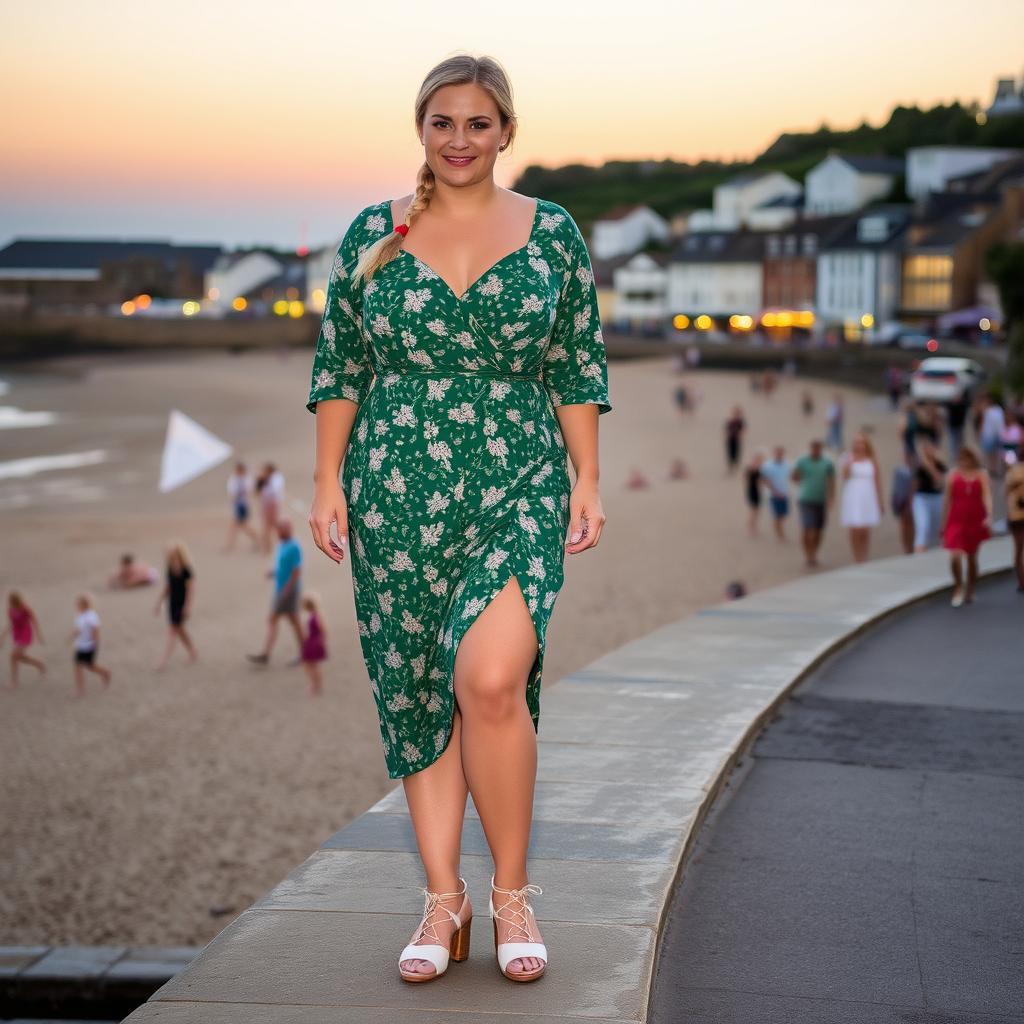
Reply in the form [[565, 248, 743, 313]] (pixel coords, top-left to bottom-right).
[[450, 918, 471, 961]]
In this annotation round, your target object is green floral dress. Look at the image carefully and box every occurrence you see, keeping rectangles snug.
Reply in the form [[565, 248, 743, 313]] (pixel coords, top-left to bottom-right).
[[306, 196, 612, 778]]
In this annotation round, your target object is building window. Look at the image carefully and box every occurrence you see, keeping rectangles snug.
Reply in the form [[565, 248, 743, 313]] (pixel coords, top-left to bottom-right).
[[902, 254, 953, 311]]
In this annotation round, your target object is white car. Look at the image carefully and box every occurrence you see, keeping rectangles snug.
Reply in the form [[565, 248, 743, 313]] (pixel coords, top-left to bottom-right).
[[909, 357, 986, 403]]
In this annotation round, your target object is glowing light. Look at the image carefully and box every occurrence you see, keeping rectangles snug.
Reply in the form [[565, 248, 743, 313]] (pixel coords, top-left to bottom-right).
[[797, 310, 815, 327], [272, 299, 289, 316], [232, 296, 247, 311], [979, 317, 991, 330], [208, 287, 220, 300], [286, 286, 299, 300], [695, 314, 713, 331], [729, 314, 753, 330], [672, 314, 690, 330], [121, 300, 136, 315], [312, 288, 326, 306], [861, 313, 874, 328], [926, 338, 939, 352], [288, 300, 305, 318], [135, 293, 152, 309], [182, 300, 200, 316], [762, 312, 777, 327]]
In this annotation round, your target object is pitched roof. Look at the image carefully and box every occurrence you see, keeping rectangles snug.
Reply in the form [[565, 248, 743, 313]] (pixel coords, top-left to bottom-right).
[[839, 154, 905, 176], [596, 204, 649, 223], [670, 230, 766, 263], [0, 238, 222, 275]]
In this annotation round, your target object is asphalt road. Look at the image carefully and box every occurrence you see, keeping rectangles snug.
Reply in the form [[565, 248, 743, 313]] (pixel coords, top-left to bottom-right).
[[650, 573, 1024, 1024]]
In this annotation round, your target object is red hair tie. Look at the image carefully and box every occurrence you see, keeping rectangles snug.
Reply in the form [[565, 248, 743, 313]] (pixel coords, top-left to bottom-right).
[[394, 224, 409, 236]]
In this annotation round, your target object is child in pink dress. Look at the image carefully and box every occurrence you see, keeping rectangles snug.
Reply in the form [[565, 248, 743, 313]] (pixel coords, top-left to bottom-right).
[[941, 445, 992, 607], [2, 590, 47, 688], [300, 593, 328, 696]]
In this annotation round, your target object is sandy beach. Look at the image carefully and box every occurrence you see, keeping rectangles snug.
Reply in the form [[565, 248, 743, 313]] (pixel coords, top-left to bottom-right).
[[0, 349, 907, 946]]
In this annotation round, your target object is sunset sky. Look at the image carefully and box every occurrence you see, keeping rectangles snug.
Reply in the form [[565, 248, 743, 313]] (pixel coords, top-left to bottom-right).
[[2, 0, 1022, 250]]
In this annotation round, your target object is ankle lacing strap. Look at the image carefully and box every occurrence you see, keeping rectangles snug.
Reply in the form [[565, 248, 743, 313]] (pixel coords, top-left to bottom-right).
[[408, 880, 466, 948], [491, 879, 543, 943]]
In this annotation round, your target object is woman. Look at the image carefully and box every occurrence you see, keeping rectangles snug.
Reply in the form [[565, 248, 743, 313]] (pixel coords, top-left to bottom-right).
[[153, 541, 197, 671], [1006, 440, 1024, 591], [941, 445, 992, 606], [912, 436, 947, 552], [299, 592, 328, 697], [744, 449, 766, 537], [723, 405, 745, 474], [839, 433, 883, 563], [257, 463, 285, 556], [305, 55, 611, 985]]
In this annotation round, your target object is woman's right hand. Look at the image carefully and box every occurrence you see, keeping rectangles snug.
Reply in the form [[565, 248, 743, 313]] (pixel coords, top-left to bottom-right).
[[309, 482, 349, 563]]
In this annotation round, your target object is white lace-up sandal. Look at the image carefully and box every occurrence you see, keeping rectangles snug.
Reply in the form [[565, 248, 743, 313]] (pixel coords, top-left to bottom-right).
[[489, 875, 548, 981], [398, 877, 472, 983]]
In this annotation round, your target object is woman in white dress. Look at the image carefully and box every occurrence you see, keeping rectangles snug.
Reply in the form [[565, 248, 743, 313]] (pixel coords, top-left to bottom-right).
[[840, 432, 884, 563]]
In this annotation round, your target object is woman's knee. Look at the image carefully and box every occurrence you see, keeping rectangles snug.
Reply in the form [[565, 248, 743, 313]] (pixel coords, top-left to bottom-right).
[[457, 667, 528, 723]]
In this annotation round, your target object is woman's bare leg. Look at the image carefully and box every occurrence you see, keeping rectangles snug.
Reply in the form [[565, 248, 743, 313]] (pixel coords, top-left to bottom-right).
[[454, 574, 544, 975], [400, 707, 471, 977]]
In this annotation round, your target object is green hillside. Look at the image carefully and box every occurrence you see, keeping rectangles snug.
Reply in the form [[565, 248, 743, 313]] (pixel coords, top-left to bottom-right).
[[513, 100, 1024, 235]]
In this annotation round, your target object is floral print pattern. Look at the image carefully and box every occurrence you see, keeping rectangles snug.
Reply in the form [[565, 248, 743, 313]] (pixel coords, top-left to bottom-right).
[[306, 196, 611, 778]]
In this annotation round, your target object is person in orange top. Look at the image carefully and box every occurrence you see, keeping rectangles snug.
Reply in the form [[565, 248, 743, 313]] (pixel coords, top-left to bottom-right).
[[1005, 440, 1024, 592]]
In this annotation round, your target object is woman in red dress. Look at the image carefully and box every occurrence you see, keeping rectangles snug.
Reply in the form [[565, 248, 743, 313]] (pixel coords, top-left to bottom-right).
[[941, 445, 992, 607]]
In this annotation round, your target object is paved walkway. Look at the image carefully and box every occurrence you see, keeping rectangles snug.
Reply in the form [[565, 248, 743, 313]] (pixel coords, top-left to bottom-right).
[[650, 574, 1024, 1023]]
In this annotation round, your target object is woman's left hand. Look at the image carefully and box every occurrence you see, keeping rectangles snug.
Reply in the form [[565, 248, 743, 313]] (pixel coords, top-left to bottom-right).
[[565, 479, 606, 554]]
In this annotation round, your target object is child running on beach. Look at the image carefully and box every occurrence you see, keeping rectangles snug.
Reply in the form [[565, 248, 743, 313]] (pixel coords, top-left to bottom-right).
[[299, 593, 328, 696], [68, 593, 111, 695], [2, 590, 47, 688]]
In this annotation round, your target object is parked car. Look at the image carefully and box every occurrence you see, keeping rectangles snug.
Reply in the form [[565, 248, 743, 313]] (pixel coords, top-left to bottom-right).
[[909, 357, 986, 403]]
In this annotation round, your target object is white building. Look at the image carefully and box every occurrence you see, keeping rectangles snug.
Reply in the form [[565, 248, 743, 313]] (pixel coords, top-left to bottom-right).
[[694, 170, 803, 231], [804, 153, 904, 217], [906, 146, 1023, 201], [610, 252, 669, 324], [305, 243, 339, 314], [667, 231, 765, 317], [816, 205, 911, 338], [206, 251, 284, 312], [591, 205, 671, 260]]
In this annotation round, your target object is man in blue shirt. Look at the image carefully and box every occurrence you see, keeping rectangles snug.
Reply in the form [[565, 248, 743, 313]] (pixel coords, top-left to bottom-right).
[[247, 517, 304, 666]]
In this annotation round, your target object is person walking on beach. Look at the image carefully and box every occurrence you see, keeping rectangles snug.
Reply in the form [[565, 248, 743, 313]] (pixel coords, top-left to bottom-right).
[[305, 55, 612, 985], [256, 462, 286, 555], [299, 593, 328, 696], [792, 439, 835, 568], [2, 590, 46, 688], [68, 593, 111, 695], [153, 540, 198, 671], [224, 462, 259, 553], [839, 432, 884, 563], [1005, 440, 1024, 591], [825, 393, 844, 451], [912, 436, 947, 552], [743, 449, 766, 537], [724, 405, 745, 474], [942, 445, 992, 607], [759, 445, 792, 541], [248, 517, 303, 665]]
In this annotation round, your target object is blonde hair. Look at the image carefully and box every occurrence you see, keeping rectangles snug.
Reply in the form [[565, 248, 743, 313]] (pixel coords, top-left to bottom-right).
[[301, 591, 323, 615], [851, 432, 875, 460], [166, 539, 193, 571], [77, 591, 94, 609], [351, 53, 518, 288], [957, 443, 982, 469]]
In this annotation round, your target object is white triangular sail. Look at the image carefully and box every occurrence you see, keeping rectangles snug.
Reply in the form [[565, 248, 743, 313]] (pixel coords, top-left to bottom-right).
[[159, 410, 233, 492]]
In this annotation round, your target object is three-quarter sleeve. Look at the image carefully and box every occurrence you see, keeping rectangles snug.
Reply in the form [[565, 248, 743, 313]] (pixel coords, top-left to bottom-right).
[[305, 215, 375, 413], [543, 213, 612, 415]]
